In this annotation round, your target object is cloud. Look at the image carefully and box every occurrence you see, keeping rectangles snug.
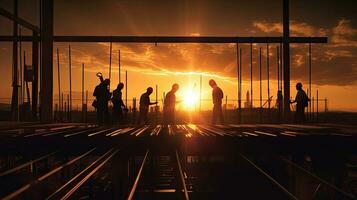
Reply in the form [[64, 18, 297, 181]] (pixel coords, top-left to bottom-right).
[[330, 19, 357, 47], [252, 21, 328, 37]]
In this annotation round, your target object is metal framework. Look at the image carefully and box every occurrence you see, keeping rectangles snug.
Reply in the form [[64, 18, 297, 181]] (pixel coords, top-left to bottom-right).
[[0, 0, 328, 122]]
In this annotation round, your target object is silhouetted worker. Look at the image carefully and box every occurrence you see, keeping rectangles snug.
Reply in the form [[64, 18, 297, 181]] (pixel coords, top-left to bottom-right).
[[163, 83, 180, 125], [112, 82, 127, 123], [137, 87, 157, 124], [290, 82, 310, 123], [209, 79, 224, 124], [93, 79, 111, 125], [276, 90, 283, 120]]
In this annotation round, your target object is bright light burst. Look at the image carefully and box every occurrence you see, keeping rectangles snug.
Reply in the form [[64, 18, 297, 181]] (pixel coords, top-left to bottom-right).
[[182, 87, 199, 109]]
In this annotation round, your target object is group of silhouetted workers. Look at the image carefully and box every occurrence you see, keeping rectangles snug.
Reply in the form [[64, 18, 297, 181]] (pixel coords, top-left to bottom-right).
[[92, 72, 310, 125], [92, 74, 226, 125]]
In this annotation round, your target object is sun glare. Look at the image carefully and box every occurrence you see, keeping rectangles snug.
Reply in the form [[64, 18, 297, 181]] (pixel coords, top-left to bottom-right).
[[183, 88, 199, 109]]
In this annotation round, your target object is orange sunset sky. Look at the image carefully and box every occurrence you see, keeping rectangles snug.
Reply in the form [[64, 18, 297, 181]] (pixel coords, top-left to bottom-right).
[[0, 0, 356, 111]]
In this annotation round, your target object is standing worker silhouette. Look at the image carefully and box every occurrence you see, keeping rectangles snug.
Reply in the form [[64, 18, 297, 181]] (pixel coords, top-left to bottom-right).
[[209, 79, 224, 125], [112, 82, 127, 123], [137, 87, 157, 125], [163, 83, 180, 125], [290, 82, 310, 123], [93, 78, 111, 125]]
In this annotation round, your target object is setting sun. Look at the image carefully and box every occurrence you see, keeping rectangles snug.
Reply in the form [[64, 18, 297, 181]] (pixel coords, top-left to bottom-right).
[[182, 87, 200, 109]]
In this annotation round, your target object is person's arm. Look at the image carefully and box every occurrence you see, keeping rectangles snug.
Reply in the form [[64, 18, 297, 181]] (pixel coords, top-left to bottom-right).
[[149, 101, 158, 105], [290, 97, 296, 104]]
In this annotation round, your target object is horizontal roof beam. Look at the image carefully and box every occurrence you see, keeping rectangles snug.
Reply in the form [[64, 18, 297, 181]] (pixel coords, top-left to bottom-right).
[[0, 35, 328, 43], [0, 7, 39, 33]]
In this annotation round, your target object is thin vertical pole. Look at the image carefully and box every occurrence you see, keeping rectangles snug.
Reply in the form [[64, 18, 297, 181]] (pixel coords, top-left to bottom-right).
[[250, 43, 253, 108], [239, 47, 242, 123], [86, 90, 88, 123], [312, 96, 314, 122], [308, 42, 312, 120], [82, 63, 85, 122], [125, 70, 128, 106], [280, 43, 283, 91], [24, 52, 30, 104], [259, 47, 262, 122], [118, 49, 121, 83], [200, 75, 202, 112], [69, 45, 72, 121], [19, 28, 23, 107], [67, 94, 69, 121], [156, 84, 158, 123], [61, 93, 64, 121], [277, 46, 280, 92], [316, 90, 319, 122], [109, 41, 112, 81], [56, 48, 61, 117], [82, 63, 84, 108], [267, 43, 270, 111], [236, 43, 240, 116], [32, 30, 39, 121]]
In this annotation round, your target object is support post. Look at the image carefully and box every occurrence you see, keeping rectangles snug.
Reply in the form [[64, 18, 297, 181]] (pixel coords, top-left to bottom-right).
[[82, 63, 85, 122], [125, 70, 128, 106], [308, 42, 312, 121], [250, 43, 253, 108], [40, 0, 54, 122], [10, 0, 18, 121], [259, 47, 262, 123], [32, 31, 39, 120], [316, 90, 319, 122], [118, 49, 121, 83], [109, 41, 112, 81], [283, 0, 291, 120], [199, 75, 202, 112], [239, 48, 242, 123], [56, 48, 61, 120], [69, 45, 72, 121]]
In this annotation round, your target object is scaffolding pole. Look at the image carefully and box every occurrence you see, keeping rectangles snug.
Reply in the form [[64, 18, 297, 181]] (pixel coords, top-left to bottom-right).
[[68, 45, 72, 121]]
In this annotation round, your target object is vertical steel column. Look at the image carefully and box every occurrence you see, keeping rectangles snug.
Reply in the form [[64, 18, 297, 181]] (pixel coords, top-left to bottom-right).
[[10, 0, 19, 121], [40, 0, 54, 122], [283, 0, 291, 118], [32, 31, 39, 120]]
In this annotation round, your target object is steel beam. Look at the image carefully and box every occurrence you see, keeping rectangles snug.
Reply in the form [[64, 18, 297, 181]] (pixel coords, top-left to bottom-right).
[[0, 7, 39, 32]]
